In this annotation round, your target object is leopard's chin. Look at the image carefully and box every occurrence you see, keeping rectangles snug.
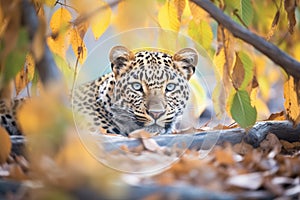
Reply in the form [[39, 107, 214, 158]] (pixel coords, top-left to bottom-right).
[[143, 124, 166, 134]]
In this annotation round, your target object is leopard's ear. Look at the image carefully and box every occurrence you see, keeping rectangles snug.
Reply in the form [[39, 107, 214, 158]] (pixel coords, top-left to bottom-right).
[[173, 48, 198, 80], [109, 46, 135, 77]]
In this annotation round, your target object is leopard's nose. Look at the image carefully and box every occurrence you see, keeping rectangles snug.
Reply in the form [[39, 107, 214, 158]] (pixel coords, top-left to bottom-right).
[[149, 110, 165, 119]]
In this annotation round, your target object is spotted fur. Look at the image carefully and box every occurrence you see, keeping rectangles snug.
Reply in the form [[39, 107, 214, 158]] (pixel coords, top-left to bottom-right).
[[73, 46, 198, 136], [0, 99, 24, 135]]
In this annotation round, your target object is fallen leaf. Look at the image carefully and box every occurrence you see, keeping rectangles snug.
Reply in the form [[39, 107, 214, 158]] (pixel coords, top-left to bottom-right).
[[259, 133, 282, 153], [214, 146, 235, 165], [226, 172, 264, 190], [267, 111, 286, 120], [141, 138, 163, 152], [128, 129, 156, 138]]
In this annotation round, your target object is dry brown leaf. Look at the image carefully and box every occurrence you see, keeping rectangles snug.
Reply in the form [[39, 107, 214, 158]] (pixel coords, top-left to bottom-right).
[[214, 146, 235, 165], [259, 133, 282, 153], [226, 172, 264, 190], [141, 138, 163, 152], [284, 0, 297, 34], [231, 52, 245, 90], [0, 127, 11, 164], [267, 111, 286, 121], [233, 142, 253, 155], [8, 163, 27, 181], [128, 129, 155, 138]]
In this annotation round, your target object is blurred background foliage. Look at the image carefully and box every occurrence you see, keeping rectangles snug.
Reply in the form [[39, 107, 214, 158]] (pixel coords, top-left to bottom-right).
[[0, 0, 300, 198]]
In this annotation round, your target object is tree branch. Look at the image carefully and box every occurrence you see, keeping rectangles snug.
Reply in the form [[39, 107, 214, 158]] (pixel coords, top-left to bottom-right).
[[191, 0, 300, 79], [21, 0, 63, 87]]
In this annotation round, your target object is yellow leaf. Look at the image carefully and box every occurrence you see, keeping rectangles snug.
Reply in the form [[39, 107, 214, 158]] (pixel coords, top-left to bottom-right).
[[188, 19, 213, 51], [113, 0, 155, 31], [284, 76, 300, 125], [213, 47, 225, 81], [14, 54, 35, 95], [188, 1, 209, 22], [189, 76, 206, 117], [0, 127, 11, 164], [173, 0, 186, 21], [250, 87, 270, 120], [42, 0, 56, 7], [158, 1, 180, 32], [70, 28, 87, 64], [47, 8, 72, 58], [212, 81, 227, 119], [90, 0, 112, 40]]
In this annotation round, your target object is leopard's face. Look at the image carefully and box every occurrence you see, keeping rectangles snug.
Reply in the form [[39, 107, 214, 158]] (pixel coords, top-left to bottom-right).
[[109, 46, 198, 134]]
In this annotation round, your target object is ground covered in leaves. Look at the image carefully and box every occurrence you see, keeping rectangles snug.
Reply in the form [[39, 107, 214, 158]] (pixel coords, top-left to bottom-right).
[[0, 130, 300, 199]]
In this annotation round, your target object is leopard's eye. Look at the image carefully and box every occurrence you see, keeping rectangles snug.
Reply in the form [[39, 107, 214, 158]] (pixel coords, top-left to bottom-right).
[[131, 82, 143, 92], [166, 83, 176, 92]]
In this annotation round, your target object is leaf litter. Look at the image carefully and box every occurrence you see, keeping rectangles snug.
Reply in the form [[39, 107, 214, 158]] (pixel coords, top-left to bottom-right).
[[1, 127, 300, 199]]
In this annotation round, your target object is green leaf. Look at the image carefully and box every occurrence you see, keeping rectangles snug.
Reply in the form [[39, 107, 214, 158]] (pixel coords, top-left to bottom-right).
[[230, 90, 257, 128], [240, 0, 253, 26], [4, 28, 29, 83]]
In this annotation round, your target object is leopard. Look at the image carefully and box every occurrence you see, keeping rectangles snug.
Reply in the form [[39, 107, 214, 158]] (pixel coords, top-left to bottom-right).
[[0, 98, 24, 135], [72, 46, 198, 136]]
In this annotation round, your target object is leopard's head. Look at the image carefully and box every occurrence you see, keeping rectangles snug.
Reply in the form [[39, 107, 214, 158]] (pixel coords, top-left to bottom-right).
[[109, 46, 198, 134]]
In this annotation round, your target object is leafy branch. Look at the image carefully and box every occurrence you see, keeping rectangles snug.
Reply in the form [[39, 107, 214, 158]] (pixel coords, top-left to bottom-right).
[[21, 0, 63, 87], [191, 0, 300, 79]]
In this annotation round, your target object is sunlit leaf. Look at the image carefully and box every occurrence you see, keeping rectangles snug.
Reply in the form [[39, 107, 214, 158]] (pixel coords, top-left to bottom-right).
[[47, 8, 71, 59], [0, 127, 11, 164], [189, 76, 206, 118], [284, 76, 300, 125], [188, 19, 213, 51], [266, 10, 280, 40], [113, 0, 155, 31], [212, 81, 227, 119], [188, 1, 209, 22], [14, 54, 35, 95], [70, 28, 87, 64], [213, 47, 225, 80], [53, 54, 74, 86], [158, 0, 180, 32], [42, 0, 56, 7], [250, 87, 270, 120], [230, 90, 257, 128], [90, 0, 112, 40], [216, 27, 235, 93], [173, 0, 186, 21]]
